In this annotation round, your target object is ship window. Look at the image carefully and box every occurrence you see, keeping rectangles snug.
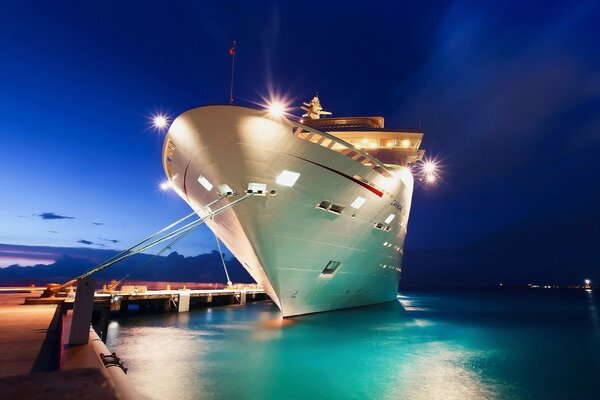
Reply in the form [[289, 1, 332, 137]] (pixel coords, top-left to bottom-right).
[[322, 261, 341, 275], [247, 182, 267, 195], [385, 213, 396, 224], [197, 175, 213, 191], [218, 184, 234, 196], [166, 156, 173, 163], [373, 222, 384, 230], [350, 196, 366, 209], [329, 204, 345, 214], [276, 170, 300, 187], [317, 200, 331, 210]]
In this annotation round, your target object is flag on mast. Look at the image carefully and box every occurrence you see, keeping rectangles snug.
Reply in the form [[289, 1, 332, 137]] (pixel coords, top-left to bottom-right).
[[229, 40, 236, 104]]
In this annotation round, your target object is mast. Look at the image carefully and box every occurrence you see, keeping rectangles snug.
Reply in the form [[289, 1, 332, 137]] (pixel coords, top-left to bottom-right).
[[229, 41, 236, 104]]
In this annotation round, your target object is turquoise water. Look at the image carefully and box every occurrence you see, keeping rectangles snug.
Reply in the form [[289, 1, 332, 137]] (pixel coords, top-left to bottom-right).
[[107, 289, 600, 399]]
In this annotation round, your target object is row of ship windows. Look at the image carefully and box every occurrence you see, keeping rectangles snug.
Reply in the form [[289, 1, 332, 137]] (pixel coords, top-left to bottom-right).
[[195, 171, 400, 233], [291, 126, 393, 179], [320, 260, 401, 276], [168, 136, 392, 200], [315, 199, 397, 232], [383, 241, 403, 253], [380, 263, 402, 272]]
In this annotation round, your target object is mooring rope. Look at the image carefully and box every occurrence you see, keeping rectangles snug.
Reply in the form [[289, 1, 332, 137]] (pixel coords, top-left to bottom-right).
[[48, 193, 254, 294], [79, 193, 253, 279], [215, 234, 232, 286]]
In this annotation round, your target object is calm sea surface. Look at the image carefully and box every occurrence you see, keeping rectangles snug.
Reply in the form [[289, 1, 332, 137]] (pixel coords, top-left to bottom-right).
[[107, 289, 600, 399]]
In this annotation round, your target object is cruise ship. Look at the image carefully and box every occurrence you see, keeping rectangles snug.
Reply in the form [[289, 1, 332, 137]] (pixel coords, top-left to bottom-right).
[[162, 97, 425, 317]]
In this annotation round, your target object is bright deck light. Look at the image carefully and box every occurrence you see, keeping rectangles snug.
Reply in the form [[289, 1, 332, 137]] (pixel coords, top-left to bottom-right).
[[350, 196, 366, 209], [153, 114, 169, 129], [159, 180, 172, 191], [423, 161, 437, 174], [426, 174, 436, 183], [267, 102, 285, 117], [276, 170, 300, 187]]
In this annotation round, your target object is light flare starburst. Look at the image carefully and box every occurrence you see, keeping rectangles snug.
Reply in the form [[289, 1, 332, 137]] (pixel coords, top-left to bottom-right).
[[152, 114, 169, 130]]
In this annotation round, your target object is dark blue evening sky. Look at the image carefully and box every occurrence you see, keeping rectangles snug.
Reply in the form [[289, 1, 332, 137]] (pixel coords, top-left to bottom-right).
[[1, 1, 599, 285]]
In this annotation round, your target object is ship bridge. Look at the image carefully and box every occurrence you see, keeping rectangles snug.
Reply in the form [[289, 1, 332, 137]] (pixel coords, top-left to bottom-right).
[[302, 116, 424, 166]]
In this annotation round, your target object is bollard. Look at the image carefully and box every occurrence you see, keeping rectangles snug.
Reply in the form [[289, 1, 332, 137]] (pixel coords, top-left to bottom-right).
[[69, 278, 96, 345]]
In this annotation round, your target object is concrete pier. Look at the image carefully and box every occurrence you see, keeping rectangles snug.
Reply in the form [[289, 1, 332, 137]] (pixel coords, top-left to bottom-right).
[[0, 292, 124, 399], [93, 287, 268, 313], [0, 292, 59, 376], [0, 285, 269, 398]]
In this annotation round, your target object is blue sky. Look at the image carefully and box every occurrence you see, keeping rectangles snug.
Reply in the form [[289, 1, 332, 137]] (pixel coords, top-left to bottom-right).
[[1, 1, 599, 285]]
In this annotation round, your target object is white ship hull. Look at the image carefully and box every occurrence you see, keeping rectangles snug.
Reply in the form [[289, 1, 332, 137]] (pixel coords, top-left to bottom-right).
[[163, 106, 415, 317]]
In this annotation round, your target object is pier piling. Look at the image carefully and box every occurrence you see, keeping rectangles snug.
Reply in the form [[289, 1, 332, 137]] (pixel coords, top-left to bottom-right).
[[178, 291, 190, 312], [69, 278, 96, 345]]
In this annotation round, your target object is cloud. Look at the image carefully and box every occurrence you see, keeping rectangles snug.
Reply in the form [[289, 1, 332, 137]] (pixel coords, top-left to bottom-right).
[[98, 238, 119, 243], [0, 245, 58, 268], [48, 230, 58, 234], [38, 212, 74, 220], [77, 239, 94, 245], [92, 222, 103, 226]]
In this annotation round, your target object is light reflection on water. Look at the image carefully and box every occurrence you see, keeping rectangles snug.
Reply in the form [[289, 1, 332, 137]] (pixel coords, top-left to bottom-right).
[[107, 290, 600, 400]]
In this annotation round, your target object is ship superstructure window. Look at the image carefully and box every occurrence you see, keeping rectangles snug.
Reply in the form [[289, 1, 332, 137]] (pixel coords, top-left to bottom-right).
[[328, 204, 345, 214], [197, 175, 213, 191], [316, 201, 345, 215], [276, 170, 300, 187], [385, 213, 396, 224], [350, 196, 366, 209], [247, 182, 267, 195], [321, 261, 341, 275], [317, 200, 332, 210]]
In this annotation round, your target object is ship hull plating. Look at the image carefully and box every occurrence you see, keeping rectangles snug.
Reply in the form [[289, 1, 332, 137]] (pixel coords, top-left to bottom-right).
[[163, 106, 414, 317]]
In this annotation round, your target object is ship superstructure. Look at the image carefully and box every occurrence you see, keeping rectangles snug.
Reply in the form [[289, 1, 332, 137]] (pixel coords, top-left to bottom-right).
[[162, 97, 424, 316]]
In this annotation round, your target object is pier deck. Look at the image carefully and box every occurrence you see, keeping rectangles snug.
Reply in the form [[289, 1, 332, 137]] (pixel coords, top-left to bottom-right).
[[0, 292, 58, 377]]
